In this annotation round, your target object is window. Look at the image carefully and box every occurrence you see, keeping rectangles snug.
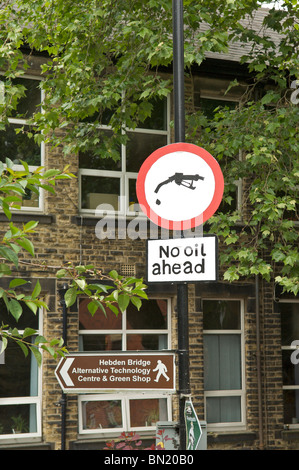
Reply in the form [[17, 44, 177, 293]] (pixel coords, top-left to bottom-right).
[[79, 97, 170, 216], [0, 76, 44, 211], [203, 299, 245, 430], [280, 300, 299, 426], [79, 394, 170, 434], [0, 301, 42, 440], [78, 297, 172, 435]]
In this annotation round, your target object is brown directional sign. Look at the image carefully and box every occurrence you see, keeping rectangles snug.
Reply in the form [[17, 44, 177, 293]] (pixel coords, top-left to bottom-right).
[[55, 352, 176, 394]]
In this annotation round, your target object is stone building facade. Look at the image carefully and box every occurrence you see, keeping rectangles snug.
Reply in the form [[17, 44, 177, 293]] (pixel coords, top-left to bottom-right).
[[0, 10, 298, 451]]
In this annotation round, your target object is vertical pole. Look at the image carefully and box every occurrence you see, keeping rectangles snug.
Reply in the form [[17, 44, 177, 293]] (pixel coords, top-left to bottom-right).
[[172, 0, 190, 450], [59, 283, 68, 451], [172, 0, 185, 143]]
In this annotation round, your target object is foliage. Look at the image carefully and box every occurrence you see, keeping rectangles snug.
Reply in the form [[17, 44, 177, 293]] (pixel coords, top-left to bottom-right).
[[0, 159, 147, 364], [0, 0, 267, 157], [104, 429, 172, 450], [186, 59, 298, 293], [0, 0, 297, 355]]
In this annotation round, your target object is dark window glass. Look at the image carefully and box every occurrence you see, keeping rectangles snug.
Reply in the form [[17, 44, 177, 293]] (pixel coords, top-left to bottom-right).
[[79, 129, 120, 171], [0, 300, 39, 330], [0, 124, 41, 166], [9, 78, 41, 119], [203, 300, 241, 330], [280, 303, 299, 346], [126, 299, 168, 330], [81, 175, 120, 210], [126, 132, 167, 172]]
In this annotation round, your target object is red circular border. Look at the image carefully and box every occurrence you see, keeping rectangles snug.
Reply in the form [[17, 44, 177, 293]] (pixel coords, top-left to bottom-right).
[[136, 143, 224, 230]]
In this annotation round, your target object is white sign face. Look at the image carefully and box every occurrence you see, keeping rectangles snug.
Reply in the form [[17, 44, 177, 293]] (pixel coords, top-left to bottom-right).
[[136, 143, 224, 231], [145, 151, 214, 222], [147, 236, 218, 283]]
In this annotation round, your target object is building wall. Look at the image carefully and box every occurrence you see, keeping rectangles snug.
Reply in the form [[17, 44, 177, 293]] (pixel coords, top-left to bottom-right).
[[0, 63, 297, 451]]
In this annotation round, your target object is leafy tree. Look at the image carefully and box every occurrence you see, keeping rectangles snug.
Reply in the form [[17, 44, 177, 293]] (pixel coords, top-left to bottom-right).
[[0, 159, 147, 364], [0, 0, 297, 363], [186, 1, 298, 294]]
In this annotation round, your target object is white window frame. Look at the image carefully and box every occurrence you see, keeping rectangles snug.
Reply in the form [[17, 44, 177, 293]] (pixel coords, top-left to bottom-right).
[[280, 299, 299, 428], [78, 297, 172, 351], [2, 74, 45, 213], [0, 308, 43, 443], [79, 96, 171, 217], [78, 297, 173, 437], [78, 392, 172, 437], [203, 298, 246, 432]]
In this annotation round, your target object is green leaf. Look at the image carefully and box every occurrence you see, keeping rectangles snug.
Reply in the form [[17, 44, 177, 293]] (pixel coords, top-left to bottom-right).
[[23, 220, 39, 231], [34, 335, 47, 344], [24, 301, 38, 314], [56, 268, 67, 278], [16, 237, 35, 256], [132, 289, 148, 300], [88, 283, 110, 293], [64, 287, 77, 307], [118, 294, 130, 313], [75, 278, 86, 291], [16, 339, 29, 357], [0, 337, 7, 354], [0, 246, 19, 267], [8, 299, 23, 322], [29, 346, 42, 367], [107, 303, 119, 316], [9, 278, 28, 289], [130, 296, 142, 310], [22, 327, 37, 338], [87, 300, 100, 316], [42, 169, 61, 178], [20, 159, 29, 173], [109, 269, 120, 280], [32, 280, 41, 299]]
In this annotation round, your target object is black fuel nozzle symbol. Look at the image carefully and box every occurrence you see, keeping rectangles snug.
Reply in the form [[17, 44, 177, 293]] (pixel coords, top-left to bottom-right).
[[154, 172, 204, 205]]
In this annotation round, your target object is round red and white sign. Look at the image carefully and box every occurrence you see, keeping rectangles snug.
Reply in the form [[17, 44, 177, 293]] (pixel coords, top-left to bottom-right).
[[136, 143, 224, 230]]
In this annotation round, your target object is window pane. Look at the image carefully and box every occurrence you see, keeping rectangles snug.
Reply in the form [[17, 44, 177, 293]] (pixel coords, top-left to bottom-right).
[[0, 339, 38, 398], [283, 390, 299, 425], [206, 396, 241, 423], [203, 300, 241, 330], [139, 98, 167, 131], [129, 398, 167, 427], [282, 350, 299, 386], [0, 403, 37, 434], [200, 98, 237, 120], [204, 334, 241, 390], [80, 334, 122, 351], [81, 175, 120, 210], [82, 400, 123, 430], [10, 78, 41, 118], [79, 129, 120, 171], [128, 178, 140, 212], [0, 124, 41, 166], [0, 300, 39, 330], [126, 131, 167, 172], [79, 299, 122, 330], [280, 303, 299, 346], [21, 187, 40, 208], [126, 334, 167, 351], [126, 299, 168, 330]]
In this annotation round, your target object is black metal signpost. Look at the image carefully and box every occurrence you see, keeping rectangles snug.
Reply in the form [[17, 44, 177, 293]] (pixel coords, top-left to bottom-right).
[[172, 0, 191, 450]]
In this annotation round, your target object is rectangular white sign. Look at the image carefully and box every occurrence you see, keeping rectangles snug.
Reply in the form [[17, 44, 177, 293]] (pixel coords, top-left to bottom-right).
[[147, 236, 218, 283]]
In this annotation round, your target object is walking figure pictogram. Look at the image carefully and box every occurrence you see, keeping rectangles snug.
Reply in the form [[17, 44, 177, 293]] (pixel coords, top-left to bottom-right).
[[153, 360, 170, 382]]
